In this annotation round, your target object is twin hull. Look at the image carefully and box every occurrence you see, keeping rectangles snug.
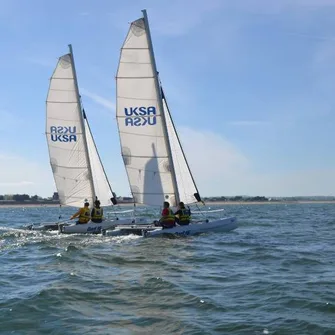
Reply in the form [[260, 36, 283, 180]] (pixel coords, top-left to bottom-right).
[[29, 216, 238, 237], [103, 217, 238, 238], [60, 219, 117, 234], [60, 217, 152, 234]]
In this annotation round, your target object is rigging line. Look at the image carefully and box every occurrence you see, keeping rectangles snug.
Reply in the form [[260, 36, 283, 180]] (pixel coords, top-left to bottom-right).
[[58, 204, 62, 220], [133, 202, 136, 220], [195, 203, 207, 218]]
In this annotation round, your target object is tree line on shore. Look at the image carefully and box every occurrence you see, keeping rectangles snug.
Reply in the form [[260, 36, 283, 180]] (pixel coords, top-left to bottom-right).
[[0, 193, 130, 204], [0, 193, 59, 202], [203, 196, 335, 201], [1, 193, 334, 204]]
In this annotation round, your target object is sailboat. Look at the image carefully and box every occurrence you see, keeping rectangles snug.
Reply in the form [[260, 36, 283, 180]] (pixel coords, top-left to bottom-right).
[[30, 45, 120, 234], [103, 10, 238, 237]]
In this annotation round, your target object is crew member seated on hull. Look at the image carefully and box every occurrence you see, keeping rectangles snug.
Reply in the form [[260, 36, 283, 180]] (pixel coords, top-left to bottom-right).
[[91, 200, 103, 223], [174, 202, 191, 225], [70, 202, 91, 225], [159, 201, 175, 229]]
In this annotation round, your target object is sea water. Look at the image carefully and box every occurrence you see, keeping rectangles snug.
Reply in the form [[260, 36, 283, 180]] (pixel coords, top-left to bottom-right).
[[0, 203, 334, 334]]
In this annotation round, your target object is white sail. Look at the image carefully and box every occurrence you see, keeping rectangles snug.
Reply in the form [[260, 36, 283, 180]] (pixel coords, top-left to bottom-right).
[[84, 114, 114, 206], [46, 54, 94, 207], [46, 52, 115, 208], [116, 18, 177, 206], [162, 95, 199, 205]]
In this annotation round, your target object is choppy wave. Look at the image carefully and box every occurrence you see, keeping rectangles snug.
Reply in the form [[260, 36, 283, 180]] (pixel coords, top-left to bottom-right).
[[0, 204, 335, 334]]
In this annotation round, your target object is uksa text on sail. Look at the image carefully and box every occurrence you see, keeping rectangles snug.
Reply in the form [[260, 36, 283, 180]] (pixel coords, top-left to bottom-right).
[[50, 126, 77, 142], [124, 106, 157, 127]]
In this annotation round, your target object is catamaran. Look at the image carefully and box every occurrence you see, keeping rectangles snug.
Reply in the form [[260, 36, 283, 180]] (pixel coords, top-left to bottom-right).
[[103, 10, 238, 237], [29, 45, 125, 234]]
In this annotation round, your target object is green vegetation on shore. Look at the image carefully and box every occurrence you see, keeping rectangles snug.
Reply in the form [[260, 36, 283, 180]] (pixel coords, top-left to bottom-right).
[[1, 193, 335, 206], [0, 193, 59, 205], [203, 195, 335, 202]]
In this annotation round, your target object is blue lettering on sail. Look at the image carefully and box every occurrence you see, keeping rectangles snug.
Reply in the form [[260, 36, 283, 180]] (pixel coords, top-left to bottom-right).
[[124, 106, 156, 126], [50, 126, 77, 142]]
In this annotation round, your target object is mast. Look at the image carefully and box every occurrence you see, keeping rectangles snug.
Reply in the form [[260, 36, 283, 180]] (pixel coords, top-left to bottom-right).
[[141, 9, 180, 205], [68, 44, 96, 203]]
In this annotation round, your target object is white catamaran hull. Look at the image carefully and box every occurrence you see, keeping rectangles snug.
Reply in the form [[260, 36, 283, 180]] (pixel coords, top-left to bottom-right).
[[59, 216, 153, 234], [146, 217, 237, 237], [27, 222, 69, 231], [28, 216, 152, 233], [103, 217, 237, 237], [59, 219, 117, 234]]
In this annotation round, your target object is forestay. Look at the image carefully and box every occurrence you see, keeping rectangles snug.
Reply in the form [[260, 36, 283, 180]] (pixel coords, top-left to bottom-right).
[[116, 18, 177, 206]]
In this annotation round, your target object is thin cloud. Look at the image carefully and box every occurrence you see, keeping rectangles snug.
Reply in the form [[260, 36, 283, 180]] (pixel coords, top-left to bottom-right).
[[314, 41, 335, 65], [107, 0, 224, 36], [286, 32, 335, 42], [236, 168, 335, 197], [229, 0, 335, 14], [107, 0, 335, 36], [292, 0, 335, 7], [149, 0, 335, 35], [0, 110, 23, 131], [0, 153, 54, 197], [23, 57, 54, 68], [0, 181, 34, 187], [177, 126, 249, 195], [0, 153, 20, 160], [177, 127, 335, 197], [80, 88, 115, 110], [228, 121, 271, 126], [150, 0, 223, 36]]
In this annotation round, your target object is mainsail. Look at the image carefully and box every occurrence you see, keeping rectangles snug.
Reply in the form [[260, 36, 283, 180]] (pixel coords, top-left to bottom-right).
[[46, 47, 115, 207], [116, 10, 201, 207]]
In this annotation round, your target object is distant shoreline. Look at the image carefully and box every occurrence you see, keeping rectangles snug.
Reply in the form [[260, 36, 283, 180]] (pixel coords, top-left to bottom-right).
[[0, 200, 334, 208], [205, 200, 335, 205]]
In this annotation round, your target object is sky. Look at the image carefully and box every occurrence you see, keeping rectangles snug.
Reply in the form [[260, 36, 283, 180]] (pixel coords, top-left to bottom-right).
[[1, 0, 335, 198]]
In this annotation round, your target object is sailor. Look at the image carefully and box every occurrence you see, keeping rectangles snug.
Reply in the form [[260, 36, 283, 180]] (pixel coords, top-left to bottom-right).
[[91, 199, 103, 223], [174, 202, 191, 225], [70, 201, 91, 224], [159, 201, 175, 229]]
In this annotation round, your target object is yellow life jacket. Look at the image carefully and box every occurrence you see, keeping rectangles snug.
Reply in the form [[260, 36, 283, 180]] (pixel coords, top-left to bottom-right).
[[161, 208, 175, 224], [179, 208, 190, 223], [79, 207, 90, 223], [92, 207, 103, 220]]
